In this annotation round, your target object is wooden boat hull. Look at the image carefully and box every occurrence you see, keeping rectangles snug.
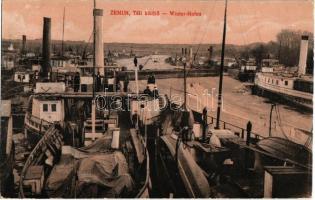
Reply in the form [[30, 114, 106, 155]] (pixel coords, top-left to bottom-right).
[[157, 135, 210, 198]]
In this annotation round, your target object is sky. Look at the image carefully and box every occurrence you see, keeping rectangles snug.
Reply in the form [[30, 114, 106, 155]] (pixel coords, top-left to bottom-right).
[[2, 0, 314, 45]]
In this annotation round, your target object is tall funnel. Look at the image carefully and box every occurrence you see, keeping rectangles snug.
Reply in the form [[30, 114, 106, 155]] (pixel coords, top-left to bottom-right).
[[208, 46, 213, 61], [41, 17, 51, 79], [94, 9, 104, 75], [190, 47, 193, 62], [298, 35, 309, 75], [22, 35, 26, 55]]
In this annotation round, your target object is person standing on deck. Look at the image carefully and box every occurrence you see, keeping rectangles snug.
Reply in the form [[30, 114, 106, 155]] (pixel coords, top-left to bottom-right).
[[153, 86, 159, 98], [103, 75, 108, 91], [96, 71, 102, 92], [143, 86, 152, 96], [116, 75, 121, 92], [148, 73, 155, 84], [134, 56, 138, 67], [74, 72, 80, 92], [123, 73, 129, 92]]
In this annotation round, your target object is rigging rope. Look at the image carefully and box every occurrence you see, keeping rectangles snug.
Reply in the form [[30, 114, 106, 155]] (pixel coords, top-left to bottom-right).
[[82, 31, 93, 58], [193, 0, 217, 60], [275, 105, 289, 140]]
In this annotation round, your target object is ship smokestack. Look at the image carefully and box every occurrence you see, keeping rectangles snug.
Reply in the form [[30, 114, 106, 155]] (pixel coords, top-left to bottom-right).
[[22, 35, 26, 55], [298, 35, 309, 75], [94, 9, 104, 75], [190, 47, 193, 62], [208, 46, 213, 61], [41, 17, 51, 79]]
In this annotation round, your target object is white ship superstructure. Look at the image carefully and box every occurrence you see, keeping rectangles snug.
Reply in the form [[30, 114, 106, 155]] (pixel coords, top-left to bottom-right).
[[254, 35, 313, 109]]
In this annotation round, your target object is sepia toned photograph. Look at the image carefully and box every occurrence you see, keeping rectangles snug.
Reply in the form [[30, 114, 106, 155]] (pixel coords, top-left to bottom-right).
[[0, 0, 313, 198]]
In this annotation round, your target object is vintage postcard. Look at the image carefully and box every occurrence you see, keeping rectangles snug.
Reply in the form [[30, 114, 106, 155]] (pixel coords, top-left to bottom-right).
[[0, 0, 313, 198]]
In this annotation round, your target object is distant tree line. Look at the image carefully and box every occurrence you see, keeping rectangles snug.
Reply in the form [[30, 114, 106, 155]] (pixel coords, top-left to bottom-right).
[[2, 29, 313, 73], [238, 29, 313, 73]]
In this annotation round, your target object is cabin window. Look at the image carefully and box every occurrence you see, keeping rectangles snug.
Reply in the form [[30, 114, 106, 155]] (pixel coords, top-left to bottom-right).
[[272, 79, 274, 84], [268, 78, 270, 83], [276, 80, 279, 85], [285, 81, 288, 86], [51, 104, 57, 112], [43, 104, 48, 112]]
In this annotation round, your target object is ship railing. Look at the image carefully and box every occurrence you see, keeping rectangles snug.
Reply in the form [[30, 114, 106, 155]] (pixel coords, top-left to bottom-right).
[[166, 96, 265, 141], [24, 112, 53, 134], [207, 115, 266, 141], [19, 125, 61, 198], [257, 79, 313, 100]]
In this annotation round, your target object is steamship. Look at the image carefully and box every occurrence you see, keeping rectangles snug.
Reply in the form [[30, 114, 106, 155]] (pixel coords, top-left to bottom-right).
[[156, 104, 312, 198], [2, 0, 312, 198], [18, 2, 164, 198], [154, 1, 312, 198], [253, 35, 313, 110], [155, 74, 312, 198]]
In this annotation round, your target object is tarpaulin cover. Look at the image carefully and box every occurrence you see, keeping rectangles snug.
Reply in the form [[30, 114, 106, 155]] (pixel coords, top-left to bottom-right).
[[45, 155, 77, 197], [257, 137, 312, 167], [46, 139, 135, 198]]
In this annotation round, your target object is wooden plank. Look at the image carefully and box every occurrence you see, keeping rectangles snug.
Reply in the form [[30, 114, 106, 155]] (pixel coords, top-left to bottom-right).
[[264, 166, 310, 175], [192, 141, 229, 153], [130, 128, 145, 163], [264, 170, 273, 198]]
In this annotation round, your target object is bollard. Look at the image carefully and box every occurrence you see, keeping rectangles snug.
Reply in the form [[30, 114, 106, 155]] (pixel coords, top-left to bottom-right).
[[202, 107, 207, 142], [246, 121, 252, 146]]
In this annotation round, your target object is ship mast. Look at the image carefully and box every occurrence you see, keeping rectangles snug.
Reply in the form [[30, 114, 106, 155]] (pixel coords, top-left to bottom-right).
[[92, 0, 96, 135], [93, 0, 96, 99], [184, 55, 187, 109], [215, 0, 228, 129], [61, 7, 65, 58]]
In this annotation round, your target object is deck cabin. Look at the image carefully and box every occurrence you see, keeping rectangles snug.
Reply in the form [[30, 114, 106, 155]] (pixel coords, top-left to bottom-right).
[[2, 55, 15, 70], [31, 97, 65, 123], [77, 66, 126, 92], [30, 82, 66, 123], [262, 59, 279, 67], [224, 58, 237, 68], [51, 56, 78, 68], [24, 82, 66, 144], [255, 72, 313, 103], [2, 48, 17, 70], [241, 65, 257, 72], [14, 70, 33, 83], [0, 100, 14, 197]]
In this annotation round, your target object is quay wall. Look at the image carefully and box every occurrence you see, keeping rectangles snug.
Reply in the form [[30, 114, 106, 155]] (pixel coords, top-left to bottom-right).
[[117, 68, 218, 80]]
